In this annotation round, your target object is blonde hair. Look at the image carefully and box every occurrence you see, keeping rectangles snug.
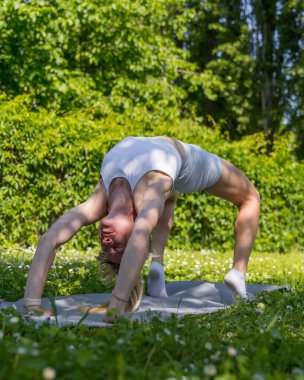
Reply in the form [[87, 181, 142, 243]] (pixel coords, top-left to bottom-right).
[[95, 249, 144, 312]]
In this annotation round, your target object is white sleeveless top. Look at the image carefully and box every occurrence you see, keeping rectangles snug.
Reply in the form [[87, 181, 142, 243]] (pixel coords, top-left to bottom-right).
[[100, 136, 222, 194]]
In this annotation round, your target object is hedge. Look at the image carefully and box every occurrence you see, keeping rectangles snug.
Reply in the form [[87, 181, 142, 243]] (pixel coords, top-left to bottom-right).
[[1, 95, 303, 252]]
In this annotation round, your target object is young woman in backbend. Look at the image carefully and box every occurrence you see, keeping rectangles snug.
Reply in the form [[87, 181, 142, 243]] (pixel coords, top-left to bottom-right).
[[23, 136, 260, 323]]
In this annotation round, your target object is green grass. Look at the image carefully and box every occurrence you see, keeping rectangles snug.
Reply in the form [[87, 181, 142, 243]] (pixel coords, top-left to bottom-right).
[[1, 247, 304, 380]]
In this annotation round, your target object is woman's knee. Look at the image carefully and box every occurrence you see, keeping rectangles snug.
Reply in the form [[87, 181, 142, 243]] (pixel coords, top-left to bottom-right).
[[248, 185, 260, 205], [240, 186, 260, 212]]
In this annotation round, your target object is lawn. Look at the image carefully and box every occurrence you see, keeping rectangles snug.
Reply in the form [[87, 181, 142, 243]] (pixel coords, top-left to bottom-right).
[[1, 247, 304, 380]]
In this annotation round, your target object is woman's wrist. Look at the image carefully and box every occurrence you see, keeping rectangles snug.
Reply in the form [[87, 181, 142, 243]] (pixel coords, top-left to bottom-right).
[[111, 291, 129, 303], [108, 292, 129, 316]]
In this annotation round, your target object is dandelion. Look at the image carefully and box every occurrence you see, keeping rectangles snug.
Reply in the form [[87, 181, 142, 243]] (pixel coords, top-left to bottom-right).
[[117, 338, 124, 345], [285, 305, 293, 312], [203, 364, 217, 377], [42, 367, 56, 380], [204, 342, 212, 350], [0, 331, 4, 340]]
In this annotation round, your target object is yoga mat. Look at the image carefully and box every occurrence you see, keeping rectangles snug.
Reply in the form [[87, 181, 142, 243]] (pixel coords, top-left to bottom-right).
[[0, 281, 284, 327]]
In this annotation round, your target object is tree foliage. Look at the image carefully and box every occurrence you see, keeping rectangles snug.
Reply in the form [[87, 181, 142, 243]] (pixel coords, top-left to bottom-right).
[[1, 0, 303, 150], [184, 0, 304, 153], [0, 0, 195, 114]]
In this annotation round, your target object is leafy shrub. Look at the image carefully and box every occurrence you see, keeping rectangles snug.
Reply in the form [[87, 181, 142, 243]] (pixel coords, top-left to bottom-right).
[[1, 95, 303, 252]]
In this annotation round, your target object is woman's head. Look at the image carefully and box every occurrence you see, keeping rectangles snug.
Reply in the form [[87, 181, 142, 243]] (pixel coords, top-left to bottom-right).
[[98, 213, 134, 264]]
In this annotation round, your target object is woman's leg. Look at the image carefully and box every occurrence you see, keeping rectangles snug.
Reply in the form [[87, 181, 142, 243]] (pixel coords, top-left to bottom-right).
[[147, 191, 178, 297], [205, 158, 260, 297]]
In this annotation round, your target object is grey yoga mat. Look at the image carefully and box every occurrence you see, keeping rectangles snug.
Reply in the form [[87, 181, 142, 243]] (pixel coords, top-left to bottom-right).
[[0, 281, 284, 327]]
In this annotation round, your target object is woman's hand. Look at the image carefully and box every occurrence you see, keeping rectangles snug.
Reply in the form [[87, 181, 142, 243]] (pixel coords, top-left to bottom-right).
[[102, 296, 127, 324], [23, 305, 54, 317]]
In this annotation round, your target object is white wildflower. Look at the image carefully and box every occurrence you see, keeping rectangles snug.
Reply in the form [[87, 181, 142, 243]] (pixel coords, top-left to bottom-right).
[[188, 363, 196, 371], [203, 364, 217, 377], [9, 316, 19, 324], [164, 328, 171, 336], [227, 346, 237, 357], [42, 367, 56, 380], [292, 367, 304, 376], [252, 373, 265, 380], [16, 347, 27, 355]]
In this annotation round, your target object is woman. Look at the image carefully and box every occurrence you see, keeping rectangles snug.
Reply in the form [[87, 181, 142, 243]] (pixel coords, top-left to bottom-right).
[[23, 136, 260, 323]]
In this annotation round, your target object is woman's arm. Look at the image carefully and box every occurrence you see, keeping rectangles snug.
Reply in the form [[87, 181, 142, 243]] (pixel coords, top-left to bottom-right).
[[104, 173, 173, 322], [108, 198, 165, 313], [23, 179, 108, 315]]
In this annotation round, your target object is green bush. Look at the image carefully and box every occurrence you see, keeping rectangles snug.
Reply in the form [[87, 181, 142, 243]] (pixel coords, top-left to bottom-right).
[[1, 95, 303, 252]]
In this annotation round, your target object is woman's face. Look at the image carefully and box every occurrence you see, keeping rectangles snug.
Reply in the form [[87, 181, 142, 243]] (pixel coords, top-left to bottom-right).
[[98, 215, 134, 264]]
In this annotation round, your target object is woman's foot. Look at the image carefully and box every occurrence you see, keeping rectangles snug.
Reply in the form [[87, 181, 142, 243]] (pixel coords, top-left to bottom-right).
[[224, 268, 247, 299], [148, 262, 168, 298]]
